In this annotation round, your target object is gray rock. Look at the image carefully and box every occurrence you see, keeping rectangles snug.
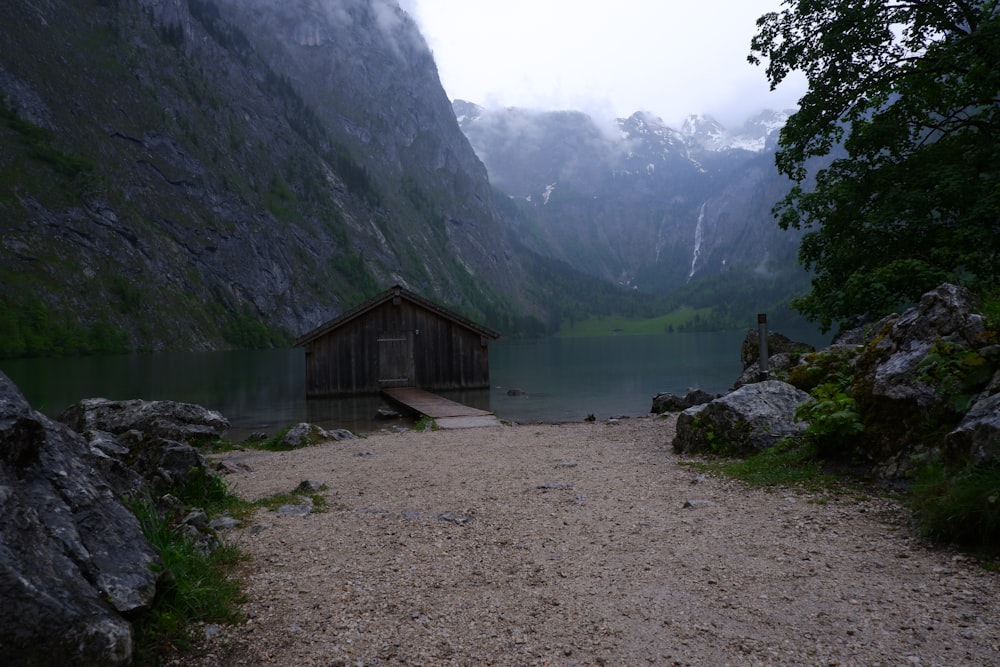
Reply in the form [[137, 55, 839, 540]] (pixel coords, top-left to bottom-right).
[[1, 372, 159, 666], [58, 397, 230, 443], [673, 380, 811, 456], [833, 314, 897, 346], [741, 330, 816, 369], [733, 352, 803, 389], [180, 509, 210, 528], [651, 389, 714, 413], [208, 516, 242, 531], [871, 284, 988, 408], [278, 422, 356, 449], [946, 375, 1000, 465], [294, 480, 328, 493], [276, 501, 313, 517]]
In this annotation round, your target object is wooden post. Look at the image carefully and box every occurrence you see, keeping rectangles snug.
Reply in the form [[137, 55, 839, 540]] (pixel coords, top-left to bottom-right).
[[757, 313, 769, 381]]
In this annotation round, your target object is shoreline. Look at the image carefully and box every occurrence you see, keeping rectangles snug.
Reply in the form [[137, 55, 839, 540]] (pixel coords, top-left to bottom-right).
[[184, 416, 1000, 666]]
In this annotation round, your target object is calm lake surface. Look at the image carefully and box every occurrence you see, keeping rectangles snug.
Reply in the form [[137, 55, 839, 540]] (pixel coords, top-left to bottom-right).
[[1, 330, 829, 438]]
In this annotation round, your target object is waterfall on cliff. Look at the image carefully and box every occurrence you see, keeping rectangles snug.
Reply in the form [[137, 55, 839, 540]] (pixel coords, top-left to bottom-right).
[[687, 202, 706, 282]]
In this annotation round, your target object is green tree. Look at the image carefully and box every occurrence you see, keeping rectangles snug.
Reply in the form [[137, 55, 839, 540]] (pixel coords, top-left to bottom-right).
[[750, 1, 1000, 331]]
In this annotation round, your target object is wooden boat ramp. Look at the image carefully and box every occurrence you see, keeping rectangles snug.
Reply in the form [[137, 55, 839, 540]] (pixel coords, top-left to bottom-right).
[[382, 387, 500, 429]]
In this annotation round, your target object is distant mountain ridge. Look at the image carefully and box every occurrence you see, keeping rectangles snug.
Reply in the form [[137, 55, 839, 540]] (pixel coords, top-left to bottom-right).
[[454, 101, 805, 304]]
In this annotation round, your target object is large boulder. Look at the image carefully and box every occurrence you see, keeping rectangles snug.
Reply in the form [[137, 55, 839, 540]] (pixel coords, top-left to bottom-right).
[[58, 398, 229, 497], [672, 380, 812, 456], [869, 284, 988, 407], [0, 372, 159, 666], [59, 397, 230, 442]]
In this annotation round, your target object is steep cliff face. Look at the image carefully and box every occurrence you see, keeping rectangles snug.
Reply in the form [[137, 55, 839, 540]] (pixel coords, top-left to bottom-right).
[[456, 103, 806, 297], [0, 0, 523, 354], [211, 0, 517, 300]]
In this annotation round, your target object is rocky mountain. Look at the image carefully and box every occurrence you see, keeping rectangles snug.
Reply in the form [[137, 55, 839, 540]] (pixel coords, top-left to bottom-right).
[[455, 102, 807, 315], [0, 0, 534, 354]]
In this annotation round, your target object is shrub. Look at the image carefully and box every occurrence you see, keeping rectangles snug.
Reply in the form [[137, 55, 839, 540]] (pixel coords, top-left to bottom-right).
[[795, 381, 865, 457]]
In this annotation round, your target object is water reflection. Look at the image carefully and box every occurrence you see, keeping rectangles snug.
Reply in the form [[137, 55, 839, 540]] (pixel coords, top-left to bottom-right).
[[1, 329, 830, 437]]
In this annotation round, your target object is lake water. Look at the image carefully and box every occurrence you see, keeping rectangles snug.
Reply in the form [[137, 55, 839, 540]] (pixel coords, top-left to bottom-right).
[[1, 330, 829, 438]]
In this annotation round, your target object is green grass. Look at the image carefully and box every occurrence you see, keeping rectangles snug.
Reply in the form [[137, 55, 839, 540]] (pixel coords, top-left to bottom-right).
[[911, 461, 1000, 553], [680, 437, 837, 491], [130, 490, 246, 665], [129, 466, 335, 664], [557, 306, 715, 337]]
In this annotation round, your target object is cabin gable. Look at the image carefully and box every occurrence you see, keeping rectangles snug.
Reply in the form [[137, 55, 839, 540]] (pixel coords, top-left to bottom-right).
[[295, 286, 499, 397]]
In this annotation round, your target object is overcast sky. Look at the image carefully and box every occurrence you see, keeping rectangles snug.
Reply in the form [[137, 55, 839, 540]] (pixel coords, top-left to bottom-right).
[[402, 1, 807, 129]]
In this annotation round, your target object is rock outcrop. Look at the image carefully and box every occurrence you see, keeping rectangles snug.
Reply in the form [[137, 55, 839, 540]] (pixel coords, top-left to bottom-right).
[[59, 397, 230, 443], [650, 389, 714, 414], [740, 330, 816, 370], [672, 380, 811, 456], [0, 373, 159, 666], [734, 330, 817, 389], [671, 284, 998, 475], [867, 284, 988, 407], [0, 377, 263, 665], [58, 397, 229, 498], [946, 381, 1000, 466]]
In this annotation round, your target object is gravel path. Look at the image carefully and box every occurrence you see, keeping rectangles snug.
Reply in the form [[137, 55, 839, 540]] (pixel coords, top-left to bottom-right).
[[188, 416, 999, 666]]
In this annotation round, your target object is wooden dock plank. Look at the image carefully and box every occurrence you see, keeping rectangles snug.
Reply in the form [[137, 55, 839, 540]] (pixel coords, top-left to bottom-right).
[[382, 387, 492, 419]]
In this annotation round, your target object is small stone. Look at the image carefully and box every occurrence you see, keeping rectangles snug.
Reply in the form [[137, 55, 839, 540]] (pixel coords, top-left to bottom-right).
[[277, 499, 313, 516], [295, 480, 328, 493], [208, 516, 242, 530], [180, 509, 209, 527], [683, 499, 716, 509]]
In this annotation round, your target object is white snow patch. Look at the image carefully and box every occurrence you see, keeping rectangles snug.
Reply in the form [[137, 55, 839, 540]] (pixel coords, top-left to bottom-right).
[[542, 183, 556, 205]]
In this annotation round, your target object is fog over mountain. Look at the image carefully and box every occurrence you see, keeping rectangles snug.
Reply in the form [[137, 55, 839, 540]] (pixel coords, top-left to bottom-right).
[[454, 101, 807, 305]]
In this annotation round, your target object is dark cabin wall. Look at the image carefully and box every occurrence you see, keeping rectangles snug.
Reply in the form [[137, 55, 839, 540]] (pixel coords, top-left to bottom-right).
[[302, 298, 491, 396]]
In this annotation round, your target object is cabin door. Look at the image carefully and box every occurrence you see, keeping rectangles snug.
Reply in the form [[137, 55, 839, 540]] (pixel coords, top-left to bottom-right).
[[377, 331, 414, 387]]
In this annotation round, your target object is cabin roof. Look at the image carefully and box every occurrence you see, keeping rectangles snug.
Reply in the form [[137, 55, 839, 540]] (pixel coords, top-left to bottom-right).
[[294, 284, 501, 347]]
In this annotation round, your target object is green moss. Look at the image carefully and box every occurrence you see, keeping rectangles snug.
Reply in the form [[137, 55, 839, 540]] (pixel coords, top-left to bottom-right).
[[786, 345, 861, 393], [918, 338, 995, 413]]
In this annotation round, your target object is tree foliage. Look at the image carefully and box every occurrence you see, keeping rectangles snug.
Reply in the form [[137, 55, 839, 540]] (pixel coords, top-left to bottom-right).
[[750, 1, 1000, 331]]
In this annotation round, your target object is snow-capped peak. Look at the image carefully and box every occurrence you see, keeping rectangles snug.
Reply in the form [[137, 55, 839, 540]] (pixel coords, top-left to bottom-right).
[[680, 109, 791, 153]]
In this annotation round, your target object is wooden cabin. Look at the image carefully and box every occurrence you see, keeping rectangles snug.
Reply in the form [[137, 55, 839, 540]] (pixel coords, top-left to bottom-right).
[[294, 285, 500, 397]]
